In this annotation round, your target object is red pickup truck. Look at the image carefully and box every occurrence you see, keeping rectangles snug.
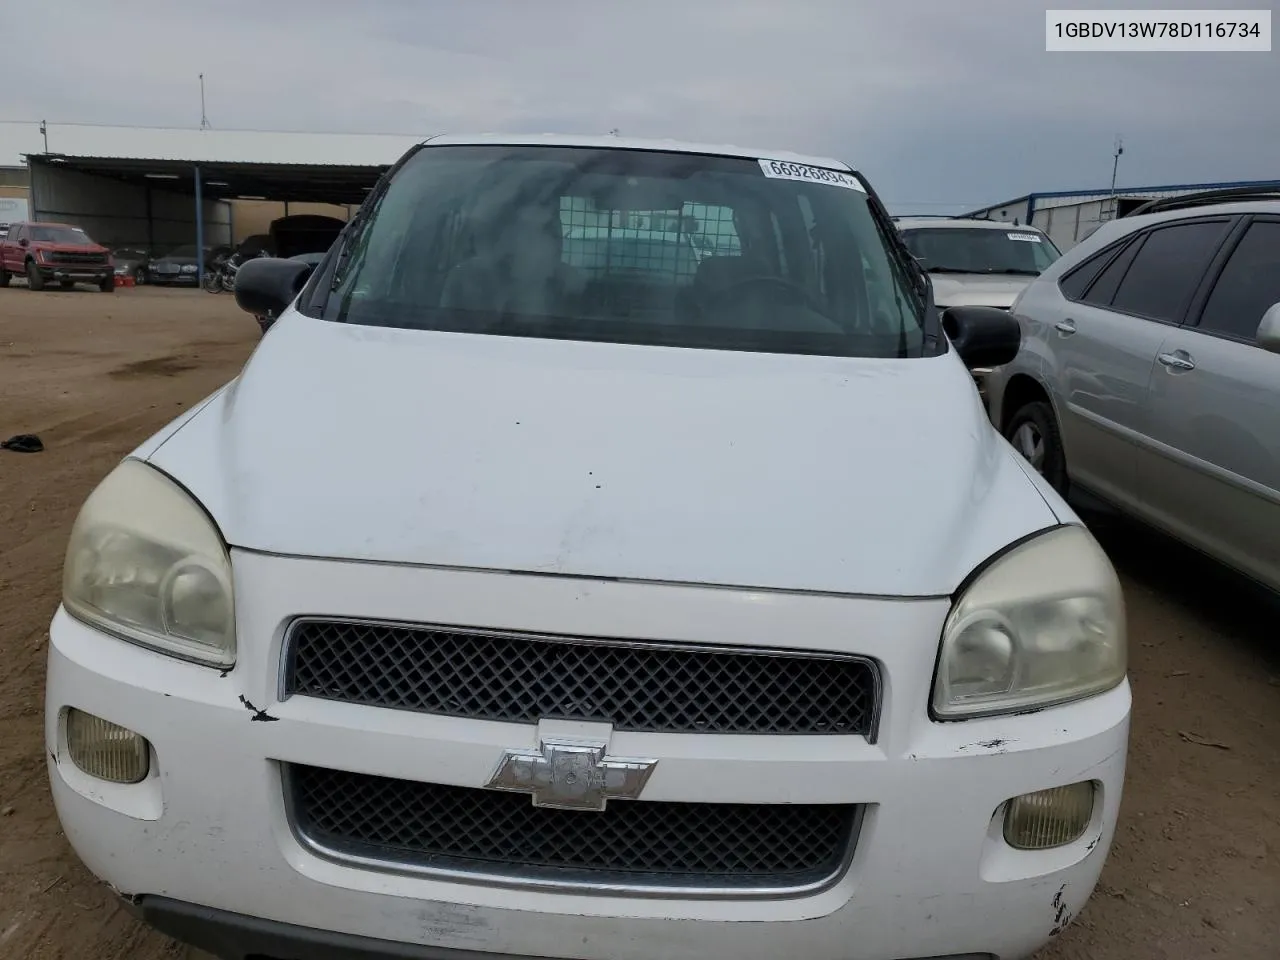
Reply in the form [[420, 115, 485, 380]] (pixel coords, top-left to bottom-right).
[[0, 221, 115, 292]]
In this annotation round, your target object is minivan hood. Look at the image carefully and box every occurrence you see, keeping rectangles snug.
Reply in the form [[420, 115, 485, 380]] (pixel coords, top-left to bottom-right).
[[146, 315, 1061, 597], [930, 273, 1034, 309]]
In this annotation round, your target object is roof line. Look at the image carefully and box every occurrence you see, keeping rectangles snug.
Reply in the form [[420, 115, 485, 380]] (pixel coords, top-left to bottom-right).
[[1029, 177, 1280, 199], [0, 118, 437, 139], [964, 178, 1280, 216]]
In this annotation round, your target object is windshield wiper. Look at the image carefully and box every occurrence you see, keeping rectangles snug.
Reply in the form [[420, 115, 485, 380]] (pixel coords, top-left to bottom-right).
[[926, 265, 1040, 276]]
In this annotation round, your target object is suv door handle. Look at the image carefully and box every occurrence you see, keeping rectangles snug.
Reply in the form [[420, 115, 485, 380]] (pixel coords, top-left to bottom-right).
[[1158, 351, 1196, 371], [1054, 319, 1076, 335]]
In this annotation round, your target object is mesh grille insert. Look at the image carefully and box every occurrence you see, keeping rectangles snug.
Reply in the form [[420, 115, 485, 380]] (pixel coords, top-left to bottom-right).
[[288, 764, 859, 891], [284, 620, 878, 736]]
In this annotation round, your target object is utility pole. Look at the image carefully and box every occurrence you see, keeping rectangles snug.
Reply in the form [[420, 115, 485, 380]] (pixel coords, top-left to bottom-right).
[[1109, 136, 1124, 216], [39, 120, 48, 153], [199, 74, 211, 130]]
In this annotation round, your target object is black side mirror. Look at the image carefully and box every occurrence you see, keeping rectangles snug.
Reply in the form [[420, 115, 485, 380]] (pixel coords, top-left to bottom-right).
[[234, 257, 314, 329], [941, 305, 1021, 369], [18, 237, 29, 247]]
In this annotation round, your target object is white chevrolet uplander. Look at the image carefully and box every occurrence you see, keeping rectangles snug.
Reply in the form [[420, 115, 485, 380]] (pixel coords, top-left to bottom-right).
[[46, 135, 1130, 960]]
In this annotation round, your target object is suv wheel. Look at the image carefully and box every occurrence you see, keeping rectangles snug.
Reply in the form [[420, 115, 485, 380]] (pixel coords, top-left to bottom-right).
[[26, 260, 45, 291], [1005, 400, 1067, 495], [0, 265, 9, 287], [99, 275, 115, 293]]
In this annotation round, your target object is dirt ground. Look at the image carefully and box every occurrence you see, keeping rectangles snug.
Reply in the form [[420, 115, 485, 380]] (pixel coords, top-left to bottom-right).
[[0, 285, 1277, 960]]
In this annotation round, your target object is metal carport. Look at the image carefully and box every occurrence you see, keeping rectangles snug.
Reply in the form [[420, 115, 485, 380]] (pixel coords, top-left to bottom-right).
[[20, 124, 425, 281]]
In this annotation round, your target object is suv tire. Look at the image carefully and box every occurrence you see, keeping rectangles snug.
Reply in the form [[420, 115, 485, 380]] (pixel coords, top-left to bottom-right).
[[26, 260, 45, 291], [1005, 400, 1067, 495], [99, 275, 115, 293], [0, 265, 9, 287]]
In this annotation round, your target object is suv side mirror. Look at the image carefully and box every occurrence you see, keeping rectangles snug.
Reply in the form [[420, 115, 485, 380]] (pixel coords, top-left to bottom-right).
[[234, 257, 314, 328], [942, 305, 1021, 369], [1257, 302, 1280, 355], [18, 237, 29, 247]]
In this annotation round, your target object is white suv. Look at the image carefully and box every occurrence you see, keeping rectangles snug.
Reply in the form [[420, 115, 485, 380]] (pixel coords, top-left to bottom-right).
[[47, 134, 1129, 960]]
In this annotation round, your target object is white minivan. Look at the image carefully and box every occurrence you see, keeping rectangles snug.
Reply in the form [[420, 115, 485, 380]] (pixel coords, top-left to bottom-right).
[[47, 134, 1129, 960]]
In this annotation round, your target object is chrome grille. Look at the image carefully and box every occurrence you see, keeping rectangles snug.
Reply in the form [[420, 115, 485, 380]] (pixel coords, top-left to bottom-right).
[[283, 619, 879, 737], [287, 764, 860, 894]]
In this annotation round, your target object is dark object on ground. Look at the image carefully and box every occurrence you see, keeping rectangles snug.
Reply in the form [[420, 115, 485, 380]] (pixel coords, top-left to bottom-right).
[[1, 434, 44, 453]]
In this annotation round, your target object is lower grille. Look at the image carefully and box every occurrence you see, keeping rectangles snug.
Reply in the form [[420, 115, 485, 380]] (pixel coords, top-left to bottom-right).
[[48, 252, 106, 265], [287, 764, 861, 896]]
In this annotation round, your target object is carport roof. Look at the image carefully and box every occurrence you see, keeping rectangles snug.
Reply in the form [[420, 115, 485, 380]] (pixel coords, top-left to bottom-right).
[[31, 154, 396, 205], [13, 123, 428, 205]]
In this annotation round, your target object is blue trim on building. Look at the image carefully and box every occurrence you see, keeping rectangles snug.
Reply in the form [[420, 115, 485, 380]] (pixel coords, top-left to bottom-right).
[[962, 178, 1280, 219]]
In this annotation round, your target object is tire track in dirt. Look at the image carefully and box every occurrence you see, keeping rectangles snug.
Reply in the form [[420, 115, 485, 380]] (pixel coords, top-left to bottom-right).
[[1, 287, 254, 960]]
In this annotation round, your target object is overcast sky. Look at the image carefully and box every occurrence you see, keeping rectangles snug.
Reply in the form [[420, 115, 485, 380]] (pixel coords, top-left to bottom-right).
[[5, 0, 1276, 212]]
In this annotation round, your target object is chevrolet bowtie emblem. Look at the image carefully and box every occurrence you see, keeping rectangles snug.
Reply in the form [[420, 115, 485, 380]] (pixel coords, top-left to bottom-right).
[[486, 737, 658, 811]]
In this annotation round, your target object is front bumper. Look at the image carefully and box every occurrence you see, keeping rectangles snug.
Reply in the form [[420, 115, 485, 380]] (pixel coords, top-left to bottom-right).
[[126, 897, 993, 960], [33, 263, 112, 282], [47, 550, 1130, 960]]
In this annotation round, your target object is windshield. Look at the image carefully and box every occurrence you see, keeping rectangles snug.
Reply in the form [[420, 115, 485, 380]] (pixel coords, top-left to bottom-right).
[[328, 145, 925, 358], [900, 227, 1061, 275], [30, 226, 92, 244]]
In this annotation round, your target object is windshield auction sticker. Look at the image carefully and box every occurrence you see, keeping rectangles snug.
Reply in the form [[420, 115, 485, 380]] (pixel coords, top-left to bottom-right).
[[758, 159, 865, 191], [1007, 232, 1043, 242]]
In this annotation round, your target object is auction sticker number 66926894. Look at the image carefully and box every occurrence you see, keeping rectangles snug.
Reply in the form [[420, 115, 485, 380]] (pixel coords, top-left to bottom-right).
[[758, 158, 865, 192]]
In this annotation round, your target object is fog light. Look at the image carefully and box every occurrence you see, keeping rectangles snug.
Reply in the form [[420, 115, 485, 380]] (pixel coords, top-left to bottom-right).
[[66, 709, 150, 784], [1003, 781, 1094, 850]]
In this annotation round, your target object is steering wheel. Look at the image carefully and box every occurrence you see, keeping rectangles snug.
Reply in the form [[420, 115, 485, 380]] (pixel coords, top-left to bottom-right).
[[709, 275, 823, 314]]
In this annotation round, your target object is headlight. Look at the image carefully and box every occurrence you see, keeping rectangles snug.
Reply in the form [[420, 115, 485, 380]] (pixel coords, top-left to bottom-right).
[[181, 264, 197, 273], [932, 524, 1124, 718], [62, 459, 235, 667]]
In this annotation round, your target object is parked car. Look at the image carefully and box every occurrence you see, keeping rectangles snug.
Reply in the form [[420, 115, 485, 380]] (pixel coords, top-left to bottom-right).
[[896, 218, 1062, 396], [47, 134, 1129, 960], [269, 214, 343, 259], [985, 186, 1280, 594], [0, 221, 114, 291], [895, 218, 1062, 311], [147, 244, 215, 286], [111, 247, 153, 285]]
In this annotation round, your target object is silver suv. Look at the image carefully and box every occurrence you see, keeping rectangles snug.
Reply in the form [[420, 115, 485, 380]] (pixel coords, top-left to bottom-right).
[[895, 217, 1062, 310], [985, 187, 1280, 594]]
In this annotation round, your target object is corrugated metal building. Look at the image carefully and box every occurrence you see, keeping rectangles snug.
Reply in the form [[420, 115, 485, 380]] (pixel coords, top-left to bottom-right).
[[0, 121, 425, 254], [960, 179, 1280, 251]]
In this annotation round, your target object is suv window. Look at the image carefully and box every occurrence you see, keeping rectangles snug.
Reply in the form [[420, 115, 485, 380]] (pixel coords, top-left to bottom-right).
[[330, 145, 925, 358], [1197, 220, 1280, 343], [1109, 220, 1232, 322], [1059, 239, 1129, 301], [1080, 236, 1143, 306], [7, 224, 23, 243]]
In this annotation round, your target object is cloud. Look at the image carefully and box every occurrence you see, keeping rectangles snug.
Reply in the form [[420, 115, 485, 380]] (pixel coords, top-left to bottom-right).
[[4, 0, 1275, 211]]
